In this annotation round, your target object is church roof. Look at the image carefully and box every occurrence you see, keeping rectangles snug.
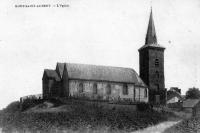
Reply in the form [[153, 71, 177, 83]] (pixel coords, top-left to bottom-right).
[[139, 8, 165, 51], [63, 63, 147, 87], [43, 69, 61, 81], [56, 63, 65, 78], [145, 8, 157, 45]]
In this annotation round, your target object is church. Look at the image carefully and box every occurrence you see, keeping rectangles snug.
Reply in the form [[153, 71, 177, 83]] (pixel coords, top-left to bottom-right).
[[42, 9, 166, 104]]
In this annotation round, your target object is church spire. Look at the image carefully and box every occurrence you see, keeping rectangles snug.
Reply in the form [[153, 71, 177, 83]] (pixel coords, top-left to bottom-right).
[[145, 8, 157, 45]]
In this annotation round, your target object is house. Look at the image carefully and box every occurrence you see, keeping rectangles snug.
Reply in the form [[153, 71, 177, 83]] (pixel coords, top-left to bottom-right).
[[167, 90, 183, 109], [167, 90, 183, 104], [182, 99, 200, 116]]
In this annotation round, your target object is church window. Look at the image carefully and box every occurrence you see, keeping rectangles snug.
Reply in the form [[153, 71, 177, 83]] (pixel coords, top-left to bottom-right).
[[93, 83, 97, 94], [144, 88, 148, 97], [79, 83, 83, 93], [134, 88, 136, 99], [123, 84, 128, 95], [106, 84, 111, 95], [155, 59, 159, 67]]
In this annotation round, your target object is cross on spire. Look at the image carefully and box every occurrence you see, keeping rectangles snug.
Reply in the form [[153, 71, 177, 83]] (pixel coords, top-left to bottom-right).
[[145, 8, 157, 45]]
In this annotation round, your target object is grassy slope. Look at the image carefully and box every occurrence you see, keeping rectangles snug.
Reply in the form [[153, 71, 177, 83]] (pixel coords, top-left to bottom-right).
[[164, 117, 200, 133], [0, 100, 176, 133]]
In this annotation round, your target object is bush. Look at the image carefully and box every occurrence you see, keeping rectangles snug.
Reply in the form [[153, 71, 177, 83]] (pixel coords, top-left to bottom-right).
[[21, 99, 44, 111], [137, 102, 151, 111], [186, 87, 200, 99], [47, 98, 64, 107], [4, 101, 21, 113]]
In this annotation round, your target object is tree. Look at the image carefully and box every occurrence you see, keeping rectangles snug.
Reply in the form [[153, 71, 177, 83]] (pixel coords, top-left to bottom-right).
[[186, 87, 200, 99]]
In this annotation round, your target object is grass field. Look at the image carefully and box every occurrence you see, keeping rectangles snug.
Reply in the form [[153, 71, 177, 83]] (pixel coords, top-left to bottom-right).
[[164, 116, 200, 133], [0, 99, 177, 133]]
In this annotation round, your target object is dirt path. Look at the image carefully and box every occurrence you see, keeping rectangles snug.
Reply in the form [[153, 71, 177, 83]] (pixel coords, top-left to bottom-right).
[[132, 121, 181, 133]]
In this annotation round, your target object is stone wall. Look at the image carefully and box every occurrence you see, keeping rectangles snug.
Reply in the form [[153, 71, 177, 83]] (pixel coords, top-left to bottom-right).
[[139, 46, 166, 104], [43, 79, 61, 99], [148, 48, 165, 90], [67, 79, 148, 103]]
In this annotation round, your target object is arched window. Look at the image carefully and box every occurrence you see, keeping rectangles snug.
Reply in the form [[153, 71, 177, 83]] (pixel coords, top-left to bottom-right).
[[106, 84, 111, 95], [79, 83, 83, 93], [155, 59, 159, 67], [134, 88, 136, 99], [123, 84, 128, 95], [144, 88, 148, 97], [93, 83, 97, 94]]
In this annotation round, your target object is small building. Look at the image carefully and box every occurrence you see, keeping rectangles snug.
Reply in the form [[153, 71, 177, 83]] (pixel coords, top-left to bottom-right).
[[167, 90, 183, 104], [42, 69, 62, 98], [193, 100, 200, 117], [182, 99, 200, 116]]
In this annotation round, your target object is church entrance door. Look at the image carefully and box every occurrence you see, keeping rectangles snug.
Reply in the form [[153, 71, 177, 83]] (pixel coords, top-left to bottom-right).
[[155, 95, 160, 104]]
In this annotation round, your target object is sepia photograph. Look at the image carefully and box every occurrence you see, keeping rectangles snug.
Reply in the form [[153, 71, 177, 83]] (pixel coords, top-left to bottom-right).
[[0, 0, 200, 132]]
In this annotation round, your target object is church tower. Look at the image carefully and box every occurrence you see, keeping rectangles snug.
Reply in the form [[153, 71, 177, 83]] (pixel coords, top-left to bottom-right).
[[138, 9, 166, 104]]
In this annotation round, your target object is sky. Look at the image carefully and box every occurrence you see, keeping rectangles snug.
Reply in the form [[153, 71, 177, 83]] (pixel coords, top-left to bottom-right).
[[0, 0, 199, 109]]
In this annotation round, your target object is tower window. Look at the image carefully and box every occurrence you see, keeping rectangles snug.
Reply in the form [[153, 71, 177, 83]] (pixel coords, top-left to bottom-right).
[[106, 84, 111, 95], [155, 59, 159, 67], [123, 84, 128, 95], [79, 83, 83, 93], [93, 83, 97, 94], [155, 84, 159, 91], [155, 71, 159, 78]]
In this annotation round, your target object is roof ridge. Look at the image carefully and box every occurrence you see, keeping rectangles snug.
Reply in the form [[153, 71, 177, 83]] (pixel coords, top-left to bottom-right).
[[56, 62, 65, 65], [65, 62, 134, 70], [44, 69, 55, 71]]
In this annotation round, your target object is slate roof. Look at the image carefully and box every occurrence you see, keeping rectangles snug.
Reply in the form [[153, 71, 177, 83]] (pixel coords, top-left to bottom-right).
[[139, 43, 165, 51], [43, 63, 147, 87], [43, 69, 61, 81], [138, 8, 165, 51], [64, 63, 147, 87], [182, 99, 200, 108], [145, 8, 157, 45], [167, 91, 183, 101], [56, 63, 65, 78]]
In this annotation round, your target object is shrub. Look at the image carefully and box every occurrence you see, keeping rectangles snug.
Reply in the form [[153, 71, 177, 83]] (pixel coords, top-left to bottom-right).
[[4, 101, 21, 113], [48, 98, 64, 107], [137, 102, 151, 111], [21, 99, 44, 111]]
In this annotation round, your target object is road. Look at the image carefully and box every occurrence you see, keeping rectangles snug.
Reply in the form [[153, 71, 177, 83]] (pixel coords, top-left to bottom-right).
[[132, 121, 181, 133]]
